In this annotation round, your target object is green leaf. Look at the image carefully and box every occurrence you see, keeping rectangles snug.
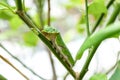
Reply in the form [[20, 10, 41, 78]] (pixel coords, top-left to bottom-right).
[[109, 61, 120, 80], [9, 16, 23, 30], [90, 73, 107, 80], [76, 14, 86, 33], [32, 14, 41, 27], [23, 31, 39, 46], [76, 22, 120, 60], [76, 24, 86, 33], [88, 0, 107, 18], [78, 14, 86, 24], [0, 2, 15, 20], [0, 74, 7, 80], [0, 0, 8, 4], [0, 10, 14, 20]]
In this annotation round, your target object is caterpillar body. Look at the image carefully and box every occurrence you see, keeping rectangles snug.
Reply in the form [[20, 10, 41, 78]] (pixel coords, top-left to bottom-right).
[[49, 40, 72, 68]]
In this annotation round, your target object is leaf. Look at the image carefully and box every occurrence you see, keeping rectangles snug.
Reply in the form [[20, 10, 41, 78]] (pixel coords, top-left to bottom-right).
[[76, 14, 86, 33], [0, 30, 20, 40], [0, 74, 7, 80], [90, 73, 107, 80], [109, 61, 120, 80], [76, 24, 86, 33], [9, 16, 23, 30], [88, 0, 107, 18], [78, 14, 86, 24], [76, 22, 120, 60], [23, 31, 39, 46], [0, 10, 14, 20]]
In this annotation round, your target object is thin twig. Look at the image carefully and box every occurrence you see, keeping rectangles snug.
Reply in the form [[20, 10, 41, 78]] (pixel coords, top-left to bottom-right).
[[46, 48, 57, 80], [63, 72, 69, 80], [0, 55, 29, 80], [85, 0, 90, 36], [0, 43, 47, 80], [35, 0, 57, 79], [47, 0, 57, 79], [48, 0, 51, 26]]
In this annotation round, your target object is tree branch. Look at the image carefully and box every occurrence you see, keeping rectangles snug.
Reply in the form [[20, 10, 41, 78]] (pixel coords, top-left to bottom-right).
[[14, 0, 76, 78], [0, 43, 46, 80], [48, 0, 51, 26], [46, 48, 57, 80], [85, 0, 90, 36], [0, 55, 29, 80]]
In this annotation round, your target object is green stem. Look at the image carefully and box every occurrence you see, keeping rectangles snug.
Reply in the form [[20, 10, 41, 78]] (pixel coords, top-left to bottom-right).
[[15, 0, 23, 11], [0, 43, 46, 80], [77, 44, 99, 80], [48, 0, 51, 26], [85, 0, 90, 36], [106, 2, 120, 25], [91, 0, 115, 33], [106, 0, 116, 9]]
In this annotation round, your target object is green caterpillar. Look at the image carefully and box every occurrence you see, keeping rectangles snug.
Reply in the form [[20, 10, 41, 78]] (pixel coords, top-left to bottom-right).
[[41, 26, 75, 67]]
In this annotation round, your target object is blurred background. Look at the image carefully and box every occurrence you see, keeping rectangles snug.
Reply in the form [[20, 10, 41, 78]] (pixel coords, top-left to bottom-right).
[[0, 0, 120, 80]]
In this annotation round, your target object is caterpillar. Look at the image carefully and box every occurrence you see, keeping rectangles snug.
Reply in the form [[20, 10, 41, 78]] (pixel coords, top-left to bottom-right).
[[49, 40, 72, 68]]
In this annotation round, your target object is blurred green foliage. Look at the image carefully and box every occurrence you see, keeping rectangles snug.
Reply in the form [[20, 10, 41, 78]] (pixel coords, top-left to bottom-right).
[[90, 73, 107, 80], [0, 74, 7, 80], [22, 31, 39, 46], [0, 0, 120, 79], [88, 0, 107, 18], [9, 16, 23, 30]]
